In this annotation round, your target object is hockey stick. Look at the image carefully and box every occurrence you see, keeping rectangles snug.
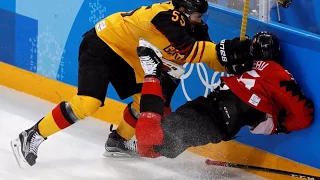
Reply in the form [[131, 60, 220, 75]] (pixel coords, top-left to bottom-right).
[[205, 159, 320, 180], [240, 0, 250, 41]]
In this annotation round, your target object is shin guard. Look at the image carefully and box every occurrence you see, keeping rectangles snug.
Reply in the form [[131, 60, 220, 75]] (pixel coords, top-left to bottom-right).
[[116, 102, 139, 140]]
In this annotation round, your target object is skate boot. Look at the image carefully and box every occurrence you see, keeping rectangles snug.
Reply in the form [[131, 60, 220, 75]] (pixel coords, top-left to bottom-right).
[[137, 38, 163, 78], [103, 125, 139, 157], [137, 38, 185, 79], [10, 122, 46, 169]]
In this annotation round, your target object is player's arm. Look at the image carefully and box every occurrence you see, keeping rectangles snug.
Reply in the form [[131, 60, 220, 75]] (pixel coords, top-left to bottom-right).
[[151, 10, 252, 74]]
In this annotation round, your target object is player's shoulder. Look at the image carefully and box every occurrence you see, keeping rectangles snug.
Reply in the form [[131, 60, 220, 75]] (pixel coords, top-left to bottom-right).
[[264, 61, 287, 73], [151, 1, 174, 11], [253, 60, 282, 71], [150, 1, 175, 17], [151, 2, 187, 28], [254, 60, 291, 80]]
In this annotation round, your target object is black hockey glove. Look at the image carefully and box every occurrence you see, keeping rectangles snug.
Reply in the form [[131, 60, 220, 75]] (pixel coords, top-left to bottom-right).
[[216, 37, 253, 74], [274, 108, 291, 134], [225, 59, 254, 75], [275, 124, 290, 134]]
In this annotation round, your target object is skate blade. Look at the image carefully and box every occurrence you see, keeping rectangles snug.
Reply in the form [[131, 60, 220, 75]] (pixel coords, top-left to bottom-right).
[[10, 139, 29, 169], [103, 150, 136, 158]]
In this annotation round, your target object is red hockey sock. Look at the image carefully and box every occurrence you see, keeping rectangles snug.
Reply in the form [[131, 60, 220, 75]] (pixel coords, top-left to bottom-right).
[[141, 76, 163, 97], [136, 112, 163, 158], [136, 76, 164, 158]]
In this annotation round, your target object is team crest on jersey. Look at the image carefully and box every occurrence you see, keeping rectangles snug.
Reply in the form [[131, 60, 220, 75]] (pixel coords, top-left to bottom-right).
[[96, 20, 106, 32]]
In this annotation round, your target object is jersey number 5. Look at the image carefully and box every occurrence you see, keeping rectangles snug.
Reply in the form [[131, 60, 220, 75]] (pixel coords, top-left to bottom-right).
[[171, 11, 185, 27]]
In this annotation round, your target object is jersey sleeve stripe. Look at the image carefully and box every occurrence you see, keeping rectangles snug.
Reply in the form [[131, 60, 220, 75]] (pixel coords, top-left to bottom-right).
[[177, 39, 195, 54], [198, 41, 206, 63], [188, 42, 199, 63]]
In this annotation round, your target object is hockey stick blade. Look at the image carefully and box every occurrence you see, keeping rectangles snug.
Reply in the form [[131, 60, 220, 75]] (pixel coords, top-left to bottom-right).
[[205, 159, 320, 180]]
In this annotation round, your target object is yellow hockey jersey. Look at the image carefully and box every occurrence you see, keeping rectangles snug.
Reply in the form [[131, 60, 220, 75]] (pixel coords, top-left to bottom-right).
[[95, 1, 225, 83]]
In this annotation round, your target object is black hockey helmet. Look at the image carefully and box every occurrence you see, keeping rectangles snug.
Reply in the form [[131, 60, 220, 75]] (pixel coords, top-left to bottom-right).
[[172, 0, 209, 14], [252, 31, 281, 62]]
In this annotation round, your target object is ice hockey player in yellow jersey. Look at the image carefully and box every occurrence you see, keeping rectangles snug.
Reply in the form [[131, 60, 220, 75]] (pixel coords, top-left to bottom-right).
[[98, 0, 252, 156], [11, 0, 252, 168]]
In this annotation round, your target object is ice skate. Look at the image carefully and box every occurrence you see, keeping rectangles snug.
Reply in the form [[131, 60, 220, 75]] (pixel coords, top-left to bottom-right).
[[103, 125, 139, 157], [137, 38, 163, 78], [137, 38, 185, 79], [10, 123, 46, 169]]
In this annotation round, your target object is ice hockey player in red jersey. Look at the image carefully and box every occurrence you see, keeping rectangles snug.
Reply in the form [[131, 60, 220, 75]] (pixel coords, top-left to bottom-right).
[[134, 31, 314, 158]]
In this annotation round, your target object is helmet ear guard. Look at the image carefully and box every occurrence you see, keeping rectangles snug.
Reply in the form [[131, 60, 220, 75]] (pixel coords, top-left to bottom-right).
[[252, 31, 281, 63]]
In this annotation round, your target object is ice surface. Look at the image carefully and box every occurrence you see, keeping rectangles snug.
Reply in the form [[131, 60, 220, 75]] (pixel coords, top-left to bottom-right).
[[0, 85, 266, 180]]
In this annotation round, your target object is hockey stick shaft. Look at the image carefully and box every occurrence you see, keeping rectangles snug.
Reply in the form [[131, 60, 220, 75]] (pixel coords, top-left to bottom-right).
[[205, 159, 320, 180], [240, 0, 250, 41]]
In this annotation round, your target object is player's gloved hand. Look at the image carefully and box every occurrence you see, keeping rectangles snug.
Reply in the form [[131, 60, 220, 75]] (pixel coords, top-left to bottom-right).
[[225, 58, 254, 75], [216, 37, 253, 74], [274, 108, 291, 134], [275, 123, 290, 134]]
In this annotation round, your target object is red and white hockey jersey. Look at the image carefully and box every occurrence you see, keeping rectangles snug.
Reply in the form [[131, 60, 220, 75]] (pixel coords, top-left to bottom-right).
[[221, 60, 314, 135]]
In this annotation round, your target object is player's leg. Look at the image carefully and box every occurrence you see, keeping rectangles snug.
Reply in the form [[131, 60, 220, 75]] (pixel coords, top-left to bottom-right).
[[111, 71, 180, 142], [104, 39, 164, 156], [113, 94, 140, 141], [134, 38, 165, 158], [136, 91, 225, 159], [161, 70, 180, 116], [154, 83, 266, 158], [134, 38, 224, 158], [10, 28, 111, 168], [136, 75, 164, 158], [108, 62, 181, 141], [106, 81, 173, 157], [104, 94, 140, 156], [102, 45, 143, 156], [155, 83, 268, 158], [154, 95, 225, 158]]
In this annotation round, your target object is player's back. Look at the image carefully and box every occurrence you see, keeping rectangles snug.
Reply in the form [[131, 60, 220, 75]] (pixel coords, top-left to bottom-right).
[[254, 61, 309, 115], [223, 60, 308, 116], [95, 2, 180, 83], [121, 2, 173, 39], [101, 2, 174, 47]]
